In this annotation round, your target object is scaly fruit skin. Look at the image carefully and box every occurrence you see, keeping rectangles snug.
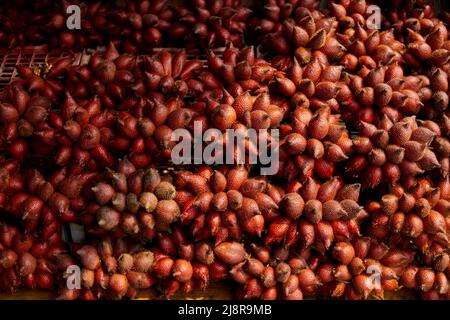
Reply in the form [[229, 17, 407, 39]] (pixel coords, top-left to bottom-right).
[[0, 0, 449, 302]]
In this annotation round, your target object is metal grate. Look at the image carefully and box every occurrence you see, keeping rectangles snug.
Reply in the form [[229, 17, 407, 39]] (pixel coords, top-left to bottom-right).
[[0, 46, 230, 92], [0, 46, 81, 90], [0, 47, 46, 89]]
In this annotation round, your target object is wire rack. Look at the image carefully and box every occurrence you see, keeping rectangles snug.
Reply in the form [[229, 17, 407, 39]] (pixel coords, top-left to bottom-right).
[[0, 46, 226, 91], [0, 46, 45, 89], [0, 46, 83, 90]]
